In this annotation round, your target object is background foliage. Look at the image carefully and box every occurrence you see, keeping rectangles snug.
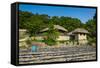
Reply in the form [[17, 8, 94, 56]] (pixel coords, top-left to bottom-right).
[[19, 11, 96, 44]]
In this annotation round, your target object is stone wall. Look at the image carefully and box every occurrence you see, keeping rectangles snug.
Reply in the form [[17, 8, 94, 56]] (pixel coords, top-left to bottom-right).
[[19, 45, 96, 64]]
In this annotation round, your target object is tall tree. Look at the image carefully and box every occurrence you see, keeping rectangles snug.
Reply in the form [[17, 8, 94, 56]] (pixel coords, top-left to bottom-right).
[[19, 11, 33, 29], [43, 21, 60, 45], [51, 16, 60, 25], [25, 14, 49, 37], [59, 16, 82, 31], [85, 13, 96, 43]]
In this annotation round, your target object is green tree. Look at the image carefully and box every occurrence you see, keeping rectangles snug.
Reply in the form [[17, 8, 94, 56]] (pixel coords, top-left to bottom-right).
[[51, 16, 60, 25], [59, 16, 82, 31], [43, 21, 60, 45], [85, 19, 96, 43], [26, 15, 46, 37], [19, 11, 33, 29]]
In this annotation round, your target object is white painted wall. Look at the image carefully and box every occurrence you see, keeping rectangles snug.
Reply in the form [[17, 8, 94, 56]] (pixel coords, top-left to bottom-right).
[[57, 36, 69, 41], [76, 34, 88, 44], [35, 36, 44, 40], [78, 34, 87, 40]]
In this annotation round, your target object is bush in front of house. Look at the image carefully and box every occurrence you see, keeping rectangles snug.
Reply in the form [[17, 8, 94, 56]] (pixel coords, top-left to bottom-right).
[[42, 38, 57, 46], [88, 37, 96, 47]]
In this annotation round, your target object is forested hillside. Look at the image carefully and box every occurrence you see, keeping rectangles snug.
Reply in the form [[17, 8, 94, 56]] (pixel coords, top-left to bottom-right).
[[19, 10, 96, 44]]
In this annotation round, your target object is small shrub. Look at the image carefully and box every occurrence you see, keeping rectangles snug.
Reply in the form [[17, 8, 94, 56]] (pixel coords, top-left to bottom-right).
[[43, 38, 57, 46], [88, 37, 96, 46]]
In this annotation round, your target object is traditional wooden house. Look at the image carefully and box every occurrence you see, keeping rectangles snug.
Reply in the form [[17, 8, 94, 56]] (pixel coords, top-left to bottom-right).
[[68, 28, 89, 45], [40, 25, 69, 41]]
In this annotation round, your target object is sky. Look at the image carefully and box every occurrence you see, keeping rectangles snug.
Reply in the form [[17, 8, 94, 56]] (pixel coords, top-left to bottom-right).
[[19, 4, 96, 23]]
